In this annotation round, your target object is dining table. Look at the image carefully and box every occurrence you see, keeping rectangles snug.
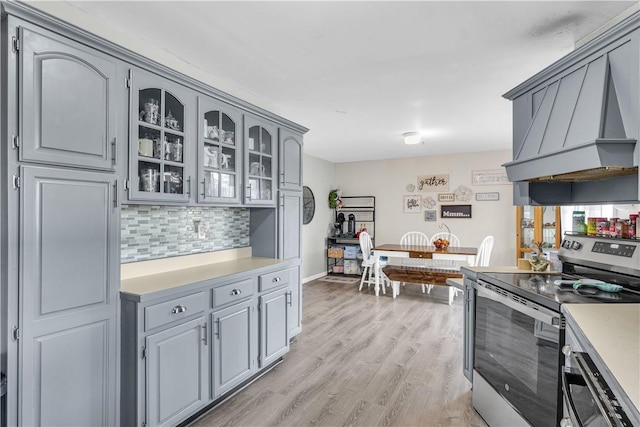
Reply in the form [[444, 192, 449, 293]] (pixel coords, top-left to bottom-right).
[[372, 243, 478, 296]]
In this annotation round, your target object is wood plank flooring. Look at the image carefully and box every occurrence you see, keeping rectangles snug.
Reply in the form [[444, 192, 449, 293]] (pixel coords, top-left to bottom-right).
[[191, 279, 487, 427]]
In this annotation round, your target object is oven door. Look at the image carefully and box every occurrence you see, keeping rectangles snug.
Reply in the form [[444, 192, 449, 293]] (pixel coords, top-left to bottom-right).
[[563, 351, 632, 427], [474, 284, 563, 426]]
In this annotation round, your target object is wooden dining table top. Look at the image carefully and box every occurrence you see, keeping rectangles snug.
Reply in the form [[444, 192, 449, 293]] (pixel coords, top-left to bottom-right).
[[373, 243, 477, 258]]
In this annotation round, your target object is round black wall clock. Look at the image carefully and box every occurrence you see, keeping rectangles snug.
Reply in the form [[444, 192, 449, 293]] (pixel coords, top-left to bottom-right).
[[303, 186, 315, 225]]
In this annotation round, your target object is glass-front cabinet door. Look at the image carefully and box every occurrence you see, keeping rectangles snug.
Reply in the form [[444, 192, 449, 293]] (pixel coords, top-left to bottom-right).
[[198, 97, 241, 204], [244, 115, 277, 205], [515, 206, 561, 260], [128, 69, 193, 202]]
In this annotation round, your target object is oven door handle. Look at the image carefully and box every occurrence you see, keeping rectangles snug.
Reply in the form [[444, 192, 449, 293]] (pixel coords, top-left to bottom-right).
[[562, 371, 586, 427], [477, 285, 561, 328]]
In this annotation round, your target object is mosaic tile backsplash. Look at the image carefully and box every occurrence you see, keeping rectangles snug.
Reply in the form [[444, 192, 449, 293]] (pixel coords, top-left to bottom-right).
[[121, 205, 250, 263]]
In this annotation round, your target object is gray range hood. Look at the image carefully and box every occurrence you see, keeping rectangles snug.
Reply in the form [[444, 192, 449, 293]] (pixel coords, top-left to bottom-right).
[[502, 19, 640, 205]]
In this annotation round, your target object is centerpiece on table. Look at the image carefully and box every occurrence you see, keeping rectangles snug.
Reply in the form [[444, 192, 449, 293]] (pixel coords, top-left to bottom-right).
[[529, 241, 549, 272]]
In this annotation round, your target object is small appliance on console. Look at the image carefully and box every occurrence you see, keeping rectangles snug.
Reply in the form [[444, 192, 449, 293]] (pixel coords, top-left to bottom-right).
[[472, 233, 640, 427]]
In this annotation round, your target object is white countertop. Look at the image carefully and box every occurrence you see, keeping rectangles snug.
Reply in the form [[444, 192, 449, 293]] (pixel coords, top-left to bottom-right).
[[563, 304, 640, 413], [121, 256, 289, 299]]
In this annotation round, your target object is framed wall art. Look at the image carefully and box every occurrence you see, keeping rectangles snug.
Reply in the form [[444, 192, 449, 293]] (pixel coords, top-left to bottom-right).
[[441, 204, 472, 218], [424, 210, 437, 222], [476, 192, 500, 201], [437, 193, 455, 202], [472, 169, 510, 185], [417, 174, 449, 192], [403, 195, 421, 213]]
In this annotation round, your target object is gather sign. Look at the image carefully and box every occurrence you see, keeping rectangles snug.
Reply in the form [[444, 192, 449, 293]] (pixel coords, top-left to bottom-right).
[[417, 174, 449, 192]]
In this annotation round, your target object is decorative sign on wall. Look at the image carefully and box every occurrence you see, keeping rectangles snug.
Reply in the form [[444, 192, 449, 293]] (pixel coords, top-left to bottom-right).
[[472, 169, 510, 185], [403, 195, 421, 213], [454, 185, 473, 201], [441, 204, 472, 218], [476, 192, 500, 201], [424, 210, 437, 222], [437, 193, 455, 202], [417, 174, 449, 192], [422, 196, 436, 209]]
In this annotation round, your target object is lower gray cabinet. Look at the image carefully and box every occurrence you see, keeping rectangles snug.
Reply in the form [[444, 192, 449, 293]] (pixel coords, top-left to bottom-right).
[[146, 317, 209, 427], [288, 266, 302, 337], [212, 299, 257, 397], [463, 277, 476, 383], [259, 287, 290, 367]]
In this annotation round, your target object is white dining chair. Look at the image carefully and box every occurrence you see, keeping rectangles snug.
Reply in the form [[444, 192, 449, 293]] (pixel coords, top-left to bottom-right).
[[400, 231, 430, 294], [430, 232, 461, 248], [447, 235, 494, 305], [358, 231, 389, 294], [475, 236, 494, 267]]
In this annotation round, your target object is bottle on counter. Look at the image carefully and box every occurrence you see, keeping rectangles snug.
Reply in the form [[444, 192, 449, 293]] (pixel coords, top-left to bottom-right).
[[630, 214, 638, 239], [572, 211, 586, 234], [587, 217, 598, 236], [609, 218, 619, 237]]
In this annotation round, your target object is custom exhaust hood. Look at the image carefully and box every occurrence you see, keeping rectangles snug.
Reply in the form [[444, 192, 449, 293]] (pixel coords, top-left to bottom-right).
[[502, 15, 640, 205]]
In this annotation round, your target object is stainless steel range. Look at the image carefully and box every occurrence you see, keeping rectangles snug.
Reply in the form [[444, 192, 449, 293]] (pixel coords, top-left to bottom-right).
[[472, 234, 640, 427]]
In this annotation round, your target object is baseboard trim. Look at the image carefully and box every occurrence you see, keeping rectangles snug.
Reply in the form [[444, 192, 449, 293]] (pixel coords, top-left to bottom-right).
[[302, 271, 327, 284]]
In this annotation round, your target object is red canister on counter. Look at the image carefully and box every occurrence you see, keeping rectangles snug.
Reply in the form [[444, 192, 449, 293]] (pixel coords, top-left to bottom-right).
[[610, 218, 619, 237], [587, 217, 598, 235], [630, 214, 638, 238], [597, 219, 609, 236]]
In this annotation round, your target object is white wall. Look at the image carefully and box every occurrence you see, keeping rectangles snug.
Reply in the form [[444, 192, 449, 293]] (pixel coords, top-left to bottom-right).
[[301, 155, 336, 281], [334, 150, 515, 266]]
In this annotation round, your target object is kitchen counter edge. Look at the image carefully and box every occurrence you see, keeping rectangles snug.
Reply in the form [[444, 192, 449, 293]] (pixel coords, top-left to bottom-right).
[[120, 257, 292, 302]]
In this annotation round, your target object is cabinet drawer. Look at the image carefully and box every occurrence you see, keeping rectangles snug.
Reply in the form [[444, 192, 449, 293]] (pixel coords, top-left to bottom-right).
[[145, 292, 205, 331], [213, 279, 254, 308], [259, 270, 290, 292]]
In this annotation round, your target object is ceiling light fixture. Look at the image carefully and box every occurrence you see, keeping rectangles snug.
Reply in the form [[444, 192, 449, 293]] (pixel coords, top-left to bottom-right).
[[403, 132, 421, 145]]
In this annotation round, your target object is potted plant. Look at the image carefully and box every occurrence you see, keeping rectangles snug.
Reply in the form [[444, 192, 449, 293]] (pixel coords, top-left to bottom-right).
[[328, 189, 340, 209], [529, 241, 550, 272]]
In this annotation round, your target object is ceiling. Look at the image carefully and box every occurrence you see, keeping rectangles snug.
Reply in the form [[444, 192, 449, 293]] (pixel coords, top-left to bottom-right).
[[29, 1, 638, 163]]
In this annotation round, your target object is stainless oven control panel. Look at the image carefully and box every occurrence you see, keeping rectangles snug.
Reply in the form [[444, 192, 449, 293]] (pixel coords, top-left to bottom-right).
[[559, 234, 640, 274]]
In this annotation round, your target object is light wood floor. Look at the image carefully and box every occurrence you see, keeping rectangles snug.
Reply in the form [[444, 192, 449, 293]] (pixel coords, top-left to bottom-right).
[[191, 279, 487, 427]]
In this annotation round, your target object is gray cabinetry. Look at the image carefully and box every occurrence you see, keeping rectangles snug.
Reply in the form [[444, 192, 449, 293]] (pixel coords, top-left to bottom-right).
[[197, 96, 242, 204], [146, 317, 208, 427], [244, 114, 277, 205], [463, 276, 476, 383], [128, 67, 194, 203], [212, 298, 256, 397], [259, 287, 290, 367], [19, 165, 118, 426], [19, 25, 118, 171], [278, 129, 303, 191], [278, 192, 302, 337]]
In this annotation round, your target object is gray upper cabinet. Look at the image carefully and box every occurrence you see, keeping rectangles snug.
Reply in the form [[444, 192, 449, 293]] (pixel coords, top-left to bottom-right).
[[146, 317, 208, 427], [259, 287, 290, 367], [197, 96, 242, 204], [128, 68, 194, 203], [278, 129, 303, 191], [244, 114, 277, 206], [19, 25, 118, 171], [19, 165, 118, 426], [212, 298, 256, 397]]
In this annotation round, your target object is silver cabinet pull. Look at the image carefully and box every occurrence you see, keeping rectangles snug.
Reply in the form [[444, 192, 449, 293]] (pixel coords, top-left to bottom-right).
[[201, 179, 206, 198], [171, 305, 187, 314], [230, 289, 242, 296], [272, 277, 281, 283], [287, 291, 293, 307], [202, 323, 208, 345]]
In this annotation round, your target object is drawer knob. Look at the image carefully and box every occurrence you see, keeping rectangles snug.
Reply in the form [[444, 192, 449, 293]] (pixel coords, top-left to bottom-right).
[[272, 277, 281, 282], [171, 305, 187, 314], [230, 289, 242, 296]]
